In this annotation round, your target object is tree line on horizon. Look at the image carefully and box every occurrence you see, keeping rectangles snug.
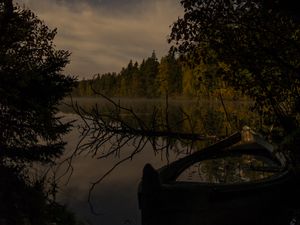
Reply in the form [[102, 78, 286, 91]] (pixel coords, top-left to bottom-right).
[[72, 51, 239, 99]]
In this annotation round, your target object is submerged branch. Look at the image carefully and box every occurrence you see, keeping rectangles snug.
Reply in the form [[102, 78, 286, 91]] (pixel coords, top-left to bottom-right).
[[63, 90, 233, 214]]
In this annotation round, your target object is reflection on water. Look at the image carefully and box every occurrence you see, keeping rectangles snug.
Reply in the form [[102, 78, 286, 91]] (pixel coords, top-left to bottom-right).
[[56, 97, 268, 225], [59, 97, 260, 137], [177, 155, 278, 183], [56, 112, 178, 225]]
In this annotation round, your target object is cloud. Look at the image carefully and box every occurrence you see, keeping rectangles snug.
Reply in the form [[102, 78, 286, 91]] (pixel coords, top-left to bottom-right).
[[16, 0, 183, 79]]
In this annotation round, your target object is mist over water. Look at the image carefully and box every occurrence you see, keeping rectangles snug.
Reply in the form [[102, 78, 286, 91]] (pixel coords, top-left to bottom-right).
[[55, 97, 259, 225]]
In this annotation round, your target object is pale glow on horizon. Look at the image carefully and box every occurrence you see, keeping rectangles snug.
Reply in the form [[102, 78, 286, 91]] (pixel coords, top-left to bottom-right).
[[16, 0, 183, 79]]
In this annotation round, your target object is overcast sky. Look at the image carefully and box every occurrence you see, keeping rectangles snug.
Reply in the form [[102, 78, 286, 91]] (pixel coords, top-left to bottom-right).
[[16, 0, 183, 79]]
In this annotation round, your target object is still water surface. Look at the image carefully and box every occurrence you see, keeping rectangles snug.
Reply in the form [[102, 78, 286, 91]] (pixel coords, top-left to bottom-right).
[[56, 97, 259, 225], [57, 117, 176, 225]]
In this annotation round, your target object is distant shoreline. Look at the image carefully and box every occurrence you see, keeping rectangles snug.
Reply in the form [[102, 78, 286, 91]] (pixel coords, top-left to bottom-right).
[[63, 95, 252, 103]]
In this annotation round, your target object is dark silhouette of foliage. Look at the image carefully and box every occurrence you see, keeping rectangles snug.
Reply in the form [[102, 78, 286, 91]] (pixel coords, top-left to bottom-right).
[[0, 164, 83, 225], [140, 51, 160, 97], [0, 0, 76, 163], [169, 0, 300, 133], [157, 51, 182, 96], [0, 1, 78, 224]]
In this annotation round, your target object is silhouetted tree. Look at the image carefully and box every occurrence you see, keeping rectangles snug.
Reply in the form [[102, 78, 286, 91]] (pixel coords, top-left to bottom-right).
[[140, 51, 159, 97], [169, 0, 300, 133], [0, 0, 76, 163], [157, 52, 182, 96], [0, 0, 77, 224]]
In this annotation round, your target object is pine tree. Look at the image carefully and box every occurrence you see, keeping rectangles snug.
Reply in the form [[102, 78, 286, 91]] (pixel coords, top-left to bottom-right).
[[141, 51, 159, 97], [0, 1, 76, 163]]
